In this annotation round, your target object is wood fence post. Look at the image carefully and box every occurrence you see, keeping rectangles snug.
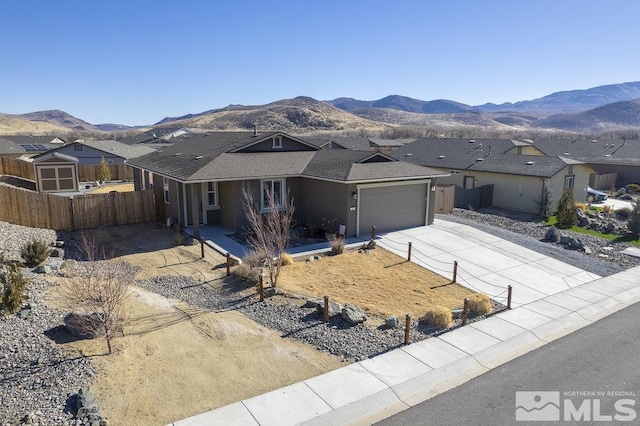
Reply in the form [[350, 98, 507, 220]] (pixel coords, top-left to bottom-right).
[[226, 253, 231, 277], [404, 314, 411, 345], [407, 242, 412, 261], [258, 275, 264, 301], [462, 298, 469, 326], [507, 285, 513, 310], [323, 295, 330, 324], [453, 261, 458, 283], [371, 226, 376, 240], [200, 237, 204, 258]]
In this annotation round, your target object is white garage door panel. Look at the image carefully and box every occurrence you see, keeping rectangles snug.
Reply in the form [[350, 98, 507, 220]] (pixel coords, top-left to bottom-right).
[[359, 184, 426, 235]]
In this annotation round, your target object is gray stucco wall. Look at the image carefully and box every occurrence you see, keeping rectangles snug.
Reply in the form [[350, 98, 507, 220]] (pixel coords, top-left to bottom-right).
[[52, 144, 125, 165], [299, 179, 355, 237]]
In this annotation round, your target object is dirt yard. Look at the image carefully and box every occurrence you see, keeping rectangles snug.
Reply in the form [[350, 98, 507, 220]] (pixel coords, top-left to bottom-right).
[[45, 224, 343, 425], [278, 248, 476, 325], [44, 223, 480, 425]]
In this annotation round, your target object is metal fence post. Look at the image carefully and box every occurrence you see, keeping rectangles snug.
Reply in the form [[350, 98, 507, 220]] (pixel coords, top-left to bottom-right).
[[258, 275, 264, 301]]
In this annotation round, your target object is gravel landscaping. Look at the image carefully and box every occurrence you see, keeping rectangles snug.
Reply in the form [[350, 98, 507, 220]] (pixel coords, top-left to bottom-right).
[[440, 208, 640, 274], [2, 207, 639, 424], [0, 223, 94, 425]]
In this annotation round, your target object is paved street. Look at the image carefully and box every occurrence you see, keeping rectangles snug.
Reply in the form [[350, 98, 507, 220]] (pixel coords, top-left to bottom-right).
[[377, 302, 640, 425]]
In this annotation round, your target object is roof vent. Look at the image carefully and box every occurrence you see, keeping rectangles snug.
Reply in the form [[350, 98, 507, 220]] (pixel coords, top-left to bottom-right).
[[194, 155, 203, 160], [476, 158, 484, 161], [173, 153, 182, 156], [525, 161, 534, 165], [253, 124, 258, 136], [564, 152, 569, 156], [592, 140, 597, 142], [605, 154, 611, 157], [438, 155, 445, 159], [469, 140, 475, 143], [405, 153, 412, 157]]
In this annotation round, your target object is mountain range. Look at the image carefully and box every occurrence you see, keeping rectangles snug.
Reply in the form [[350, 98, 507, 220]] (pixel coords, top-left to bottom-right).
[[1, 81, 640, 136]]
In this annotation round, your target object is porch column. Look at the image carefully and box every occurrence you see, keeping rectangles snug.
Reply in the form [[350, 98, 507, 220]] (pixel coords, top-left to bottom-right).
[[190, 184, 200, 238]]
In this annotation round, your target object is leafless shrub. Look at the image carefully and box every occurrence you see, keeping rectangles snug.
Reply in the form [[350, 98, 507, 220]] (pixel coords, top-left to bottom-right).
[[420, 306, 452, 328], [467, 294, 493, 315], [60, 235, 134, 354], [242, 185, 295, 287], [327, 234, 345, 255]]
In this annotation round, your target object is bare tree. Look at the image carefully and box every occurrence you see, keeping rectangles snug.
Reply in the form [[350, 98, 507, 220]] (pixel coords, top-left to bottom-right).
[[61, 235, 133, 354], [242, 184, 295, 287]]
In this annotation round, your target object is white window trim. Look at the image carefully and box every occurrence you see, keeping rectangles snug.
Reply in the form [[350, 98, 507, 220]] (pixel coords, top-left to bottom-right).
[[565, 175, 575, 190], [203, 182, 219, 209], [261, 179, 284, 211], [163, 177, 170, 204], [272, 136, 283, 149]]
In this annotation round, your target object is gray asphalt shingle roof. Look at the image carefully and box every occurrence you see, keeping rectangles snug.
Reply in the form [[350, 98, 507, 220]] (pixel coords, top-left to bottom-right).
[[533, 139, 640, 166], [79, 140, 155, 159], [128, 132, 444, 182], [392, 138, 580, 178]]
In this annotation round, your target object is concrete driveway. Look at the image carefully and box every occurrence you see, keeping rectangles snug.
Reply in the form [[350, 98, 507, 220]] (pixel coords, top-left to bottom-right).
[[376, 220, 602, 308]]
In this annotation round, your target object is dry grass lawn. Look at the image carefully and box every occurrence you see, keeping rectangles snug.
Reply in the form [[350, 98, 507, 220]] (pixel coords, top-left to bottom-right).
[[86, 182, 134, 194], [278, 248, 478, 323]]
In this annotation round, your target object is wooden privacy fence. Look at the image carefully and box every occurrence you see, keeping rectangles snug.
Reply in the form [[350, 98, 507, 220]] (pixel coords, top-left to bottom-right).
[[0, 157, 36, 181], [589, 172, 618, 190], [0, 185, 157, 231], [78, 164, 134, 181], [0, 157, 134, 182]]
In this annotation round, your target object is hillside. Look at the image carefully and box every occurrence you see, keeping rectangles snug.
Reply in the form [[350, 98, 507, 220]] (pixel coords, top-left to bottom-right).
[[476, 81, 640, 114], [0, 113, 73, 135], [16, 110, 99, 131], [531, 98, 640, 132], [155, 96, 391, 132], [328, 95, 474, 114]]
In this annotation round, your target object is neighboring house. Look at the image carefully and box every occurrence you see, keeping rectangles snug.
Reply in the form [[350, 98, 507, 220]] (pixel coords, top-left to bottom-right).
[[393, 138, 592, 214], [0, 135, 67, 160], [532, 139, 640, 188], [127, 131, 448, 238], [119, 127, 192, 145], [35, 140, 155, 165], [32, 152, 79, 192]]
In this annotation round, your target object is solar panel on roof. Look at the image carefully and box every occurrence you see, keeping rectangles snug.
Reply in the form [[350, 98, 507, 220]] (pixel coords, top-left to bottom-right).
[[19, 144, 48, 152]]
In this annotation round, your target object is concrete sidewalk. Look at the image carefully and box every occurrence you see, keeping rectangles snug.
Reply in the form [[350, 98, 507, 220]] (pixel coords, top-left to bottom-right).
[[171, 222, 639, 425], [171, 267, 640, 426]]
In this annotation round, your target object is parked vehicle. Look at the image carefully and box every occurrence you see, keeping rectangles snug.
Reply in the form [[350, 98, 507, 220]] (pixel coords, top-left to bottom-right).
[[587, 186, 608, 203]]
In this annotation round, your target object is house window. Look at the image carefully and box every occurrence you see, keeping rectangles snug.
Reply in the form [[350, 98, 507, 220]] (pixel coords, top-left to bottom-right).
[[163, 177, 170, 204], [564, 175, 575, 189], [206, 182, 218, 207], [262, 179, 284, 209], [74, 145, 83, 151], [272, 137, 283, 149]]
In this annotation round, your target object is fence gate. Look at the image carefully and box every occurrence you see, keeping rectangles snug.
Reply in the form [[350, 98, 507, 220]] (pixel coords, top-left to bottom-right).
[[434, 184, 455, 213]]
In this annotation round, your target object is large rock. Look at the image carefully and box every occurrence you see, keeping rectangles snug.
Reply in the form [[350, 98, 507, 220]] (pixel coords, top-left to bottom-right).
[[576, 209, 590, 227], [544, 227, 559, 243], [342, 304, 367, 325], [49, 248, 64, 258], [384, 315, 399, 328], [34, 265, 51, 274], [559, 236, 584, 251], [310, 299, 343, 317]]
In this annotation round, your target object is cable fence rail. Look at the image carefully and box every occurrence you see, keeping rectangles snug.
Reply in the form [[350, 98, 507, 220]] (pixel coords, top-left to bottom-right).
[[377, 233, 513, 308]]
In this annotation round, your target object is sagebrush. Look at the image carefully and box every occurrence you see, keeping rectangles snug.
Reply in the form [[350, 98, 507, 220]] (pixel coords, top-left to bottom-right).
[[20, 239, 50, 267], [328, 234, 345, 255]]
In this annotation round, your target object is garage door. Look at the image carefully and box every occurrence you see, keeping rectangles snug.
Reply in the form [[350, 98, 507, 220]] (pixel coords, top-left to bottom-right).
[[358, 183, 427, 236]]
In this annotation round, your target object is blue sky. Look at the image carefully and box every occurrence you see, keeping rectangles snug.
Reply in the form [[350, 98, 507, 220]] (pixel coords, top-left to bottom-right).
[[1, 1, 639, 126]]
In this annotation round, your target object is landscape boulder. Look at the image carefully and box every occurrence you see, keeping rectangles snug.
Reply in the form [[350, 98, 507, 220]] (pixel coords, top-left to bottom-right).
[[559, 236, 584, 251], [70, 388, 107, 426], [366, 240, 376, 250], [34, 265, 51, 275], [49, 248, 64, 258], [544, 227, 559, 243], [384, 315, 399, 328], [310, 299, 343, 317], [342, 303, 367, 325]]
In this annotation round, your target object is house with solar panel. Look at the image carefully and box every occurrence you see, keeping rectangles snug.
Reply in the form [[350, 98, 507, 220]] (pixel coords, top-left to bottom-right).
[[0, 135, 66, 159]]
